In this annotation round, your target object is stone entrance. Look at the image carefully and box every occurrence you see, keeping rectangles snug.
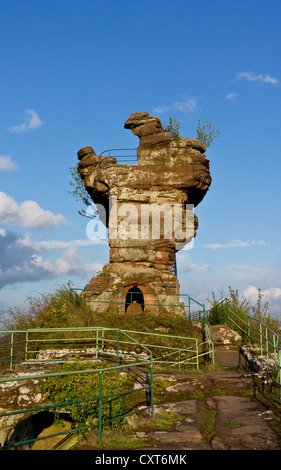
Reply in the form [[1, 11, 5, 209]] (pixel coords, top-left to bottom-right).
[[125, 286, 144, 314]]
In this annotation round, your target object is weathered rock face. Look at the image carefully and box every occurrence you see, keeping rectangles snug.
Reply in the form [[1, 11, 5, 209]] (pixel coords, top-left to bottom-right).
[[77, 112, 211, 314]]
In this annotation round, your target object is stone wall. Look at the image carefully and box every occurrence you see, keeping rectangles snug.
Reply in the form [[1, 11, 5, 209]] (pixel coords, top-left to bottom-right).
[[0, 369, 48, 447]]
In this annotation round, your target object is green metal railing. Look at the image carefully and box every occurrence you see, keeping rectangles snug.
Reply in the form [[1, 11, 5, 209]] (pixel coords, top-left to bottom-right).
[[0, 327, 153, 450], [0, 324, 212, 373], [207, 299, 281, 392], [99, 148, 137, 167], [0, 290, 216, 449], [189, 303, 214, 365], [70, 287, 205, 318], [68, 287, 214, 366]]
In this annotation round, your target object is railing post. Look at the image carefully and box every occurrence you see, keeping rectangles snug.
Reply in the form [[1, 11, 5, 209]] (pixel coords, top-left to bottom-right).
[[247, 317, 251, 347], [98, 371, 103, 442], [101, 329, 105, 351], [196, 339, 199, 370], [150, 363, 154, 417], [9, 332, 14, 370], [265, 328, 269, 361], [260, 323, 263, 356], [25, 331, 29, 361], [117, 329, 120, 366], [96, 328, 99, 359], [226, 300, 229, 327], [277, 348, 281, 397]]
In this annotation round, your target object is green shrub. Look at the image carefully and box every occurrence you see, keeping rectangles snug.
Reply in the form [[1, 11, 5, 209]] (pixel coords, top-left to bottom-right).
[[207, 303, 227, 325], [40, 360, 130, 435], [1, 284, 72, 331], [164, 117, 180, 138], [206, 286, 251, 326], [195, 119, 220, 148]]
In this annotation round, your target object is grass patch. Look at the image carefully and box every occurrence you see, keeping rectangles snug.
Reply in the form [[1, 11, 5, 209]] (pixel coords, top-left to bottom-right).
[[200, 407, 217, 440], [80, 428, 151, 450], [136, 410, 185, 433], [224, 422, 241, 428], [79, 409, 184, 450]]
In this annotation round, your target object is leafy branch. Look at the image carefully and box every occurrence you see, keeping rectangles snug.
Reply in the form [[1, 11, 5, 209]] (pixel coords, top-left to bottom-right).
[[164, 117, 180, 138], [195, 119, 220, 148], [69, 166, 98, 218]]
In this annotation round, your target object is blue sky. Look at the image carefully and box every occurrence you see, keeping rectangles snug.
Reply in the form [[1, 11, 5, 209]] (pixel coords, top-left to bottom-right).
[[1, 0, 281, 317]]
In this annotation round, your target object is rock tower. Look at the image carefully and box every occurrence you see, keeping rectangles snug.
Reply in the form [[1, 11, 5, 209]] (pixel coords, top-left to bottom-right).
[[77, 112, 211, 314]]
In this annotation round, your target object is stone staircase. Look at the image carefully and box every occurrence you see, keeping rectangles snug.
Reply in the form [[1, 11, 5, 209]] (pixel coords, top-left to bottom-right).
[[211, 325, 277, 377], [211, 325, 246, 368]]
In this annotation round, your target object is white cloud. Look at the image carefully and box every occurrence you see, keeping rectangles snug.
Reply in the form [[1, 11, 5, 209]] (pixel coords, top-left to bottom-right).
[[40, 239, 105, 249], [243, 285, 281, 303], [205, 239, 265, 250], [153, 105, 169, 114], [154, 95, 199, 114], [0, 155, 18, 171], [228, 264, 272, 283], [0, 231, 103, 290], [30, 247, 102, 278], [0, 191, 68, 230], [9, 109, 43, 133], [235, 72, 279, 85], [231, 264, 267, 274], [18, 234, 105, 251], [183, 263, 209, 273], [242, 285, 281, 315], [226, 93, 237, 101]]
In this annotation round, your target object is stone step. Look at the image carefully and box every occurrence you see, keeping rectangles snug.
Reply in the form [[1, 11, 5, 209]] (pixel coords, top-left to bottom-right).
[[211, 325, 242, 347], [214, 349, 246, 368]]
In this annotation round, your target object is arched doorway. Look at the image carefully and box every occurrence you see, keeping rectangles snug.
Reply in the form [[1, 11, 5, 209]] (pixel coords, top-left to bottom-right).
[[125, 286, 144, 313]]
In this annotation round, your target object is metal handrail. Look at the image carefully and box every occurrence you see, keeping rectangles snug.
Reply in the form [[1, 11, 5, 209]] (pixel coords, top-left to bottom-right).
[[99, 148, 137, 167], [0, 302, 216, 449], [0, 326, 205, 371], [207, 298, 281, 391], [0, 328, 153, 449], [70, 287, 205, 318]]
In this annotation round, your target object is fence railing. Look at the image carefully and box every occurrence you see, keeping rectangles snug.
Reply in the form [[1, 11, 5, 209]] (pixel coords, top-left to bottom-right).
[[70, 287, 206, 319], [99, 148, 137, 167], [0, 328, 153, 449], [68, 287, 213, 366], [207, 299, 281, 392], [189, 304, 214, 365], [0, 293, 216, 449], [0, 323, 212, 373]]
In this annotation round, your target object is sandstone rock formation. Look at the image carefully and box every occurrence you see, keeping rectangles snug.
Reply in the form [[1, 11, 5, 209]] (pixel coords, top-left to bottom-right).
[[77, 112, 211, 314]]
